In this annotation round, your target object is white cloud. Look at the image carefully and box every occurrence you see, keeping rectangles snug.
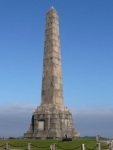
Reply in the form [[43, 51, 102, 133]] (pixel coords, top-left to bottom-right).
[[71, 107, 113, 138], [71, 107, 113, 116], [0, 104, 112, 138], [0, 104, 36, 138], [0, 104, 36, 115]]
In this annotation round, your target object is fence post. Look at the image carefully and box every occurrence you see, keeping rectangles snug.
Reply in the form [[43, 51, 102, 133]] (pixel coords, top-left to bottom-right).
[[109, 142, 113, 150], [109, 142, 111, 150], [53, 143, 57, 150], [97, 143, 101, 150], [50, 145, 53, 150], [82, 144, 85, 150], [6, 143, 10, 150], [28, 143, 31, 150]]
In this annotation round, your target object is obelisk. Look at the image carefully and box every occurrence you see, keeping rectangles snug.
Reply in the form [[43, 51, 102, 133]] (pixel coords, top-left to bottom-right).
[[24, 7, 80, 139]]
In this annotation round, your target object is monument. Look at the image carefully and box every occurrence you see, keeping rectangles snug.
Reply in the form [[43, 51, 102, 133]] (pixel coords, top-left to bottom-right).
[[24, 7, 80, 139]]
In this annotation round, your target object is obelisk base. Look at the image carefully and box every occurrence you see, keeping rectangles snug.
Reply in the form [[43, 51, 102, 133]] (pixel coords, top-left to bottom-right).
[[24, 104, 80, 139]]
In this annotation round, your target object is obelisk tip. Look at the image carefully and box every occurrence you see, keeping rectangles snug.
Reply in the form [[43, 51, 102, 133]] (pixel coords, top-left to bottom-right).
[[47, 6, 57, 13]]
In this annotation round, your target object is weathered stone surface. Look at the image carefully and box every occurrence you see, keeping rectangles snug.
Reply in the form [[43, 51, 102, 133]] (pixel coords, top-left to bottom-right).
[[24, 7, 80, 139], [24, 104, 80, 138]]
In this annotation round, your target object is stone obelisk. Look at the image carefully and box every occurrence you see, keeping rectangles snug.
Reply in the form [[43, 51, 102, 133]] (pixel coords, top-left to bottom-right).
[[24, 7, 80, 139]]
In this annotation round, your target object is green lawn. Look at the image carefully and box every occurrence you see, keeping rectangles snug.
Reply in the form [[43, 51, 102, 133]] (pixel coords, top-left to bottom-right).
[[0, 139, 109, 150]]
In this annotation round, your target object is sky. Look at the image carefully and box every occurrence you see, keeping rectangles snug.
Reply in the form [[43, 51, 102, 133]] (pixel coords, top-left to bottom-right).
[[0, 0, 113, 138]]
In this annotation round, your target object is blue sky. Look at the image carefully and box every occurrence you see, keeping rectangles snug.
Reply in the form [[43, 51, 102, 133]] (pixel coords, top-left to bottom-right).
[[0, 0, 113, 138]]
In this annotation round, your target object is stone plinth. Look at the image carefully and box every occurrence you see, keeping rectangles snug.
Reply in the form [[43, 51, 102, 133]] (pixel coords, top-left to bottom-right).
[[24, 104, 79, 138]]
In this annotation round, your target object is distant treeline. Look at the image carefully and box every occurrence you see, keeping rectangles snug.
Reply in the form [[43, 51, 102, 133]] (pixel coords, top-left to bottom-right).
[[0, 136, 110, 140], [81, 136, 110, 140]]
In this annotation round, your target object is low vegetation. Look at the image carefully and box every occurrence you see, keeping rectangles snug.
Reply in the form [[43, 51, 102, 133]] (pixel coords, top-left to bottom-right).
[[0, 138, 109, 150]]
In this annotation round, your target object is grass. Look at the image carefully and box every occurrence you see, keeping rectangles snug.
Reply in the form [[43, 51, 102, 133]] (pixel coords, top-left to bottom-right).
[[0, 138, 109, 150]]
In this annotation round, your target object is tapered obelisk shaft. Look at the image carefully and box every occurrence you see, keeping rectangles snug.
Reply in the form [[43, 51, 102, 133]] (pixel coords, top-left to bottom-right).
[[41, 7, 63, 105]]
